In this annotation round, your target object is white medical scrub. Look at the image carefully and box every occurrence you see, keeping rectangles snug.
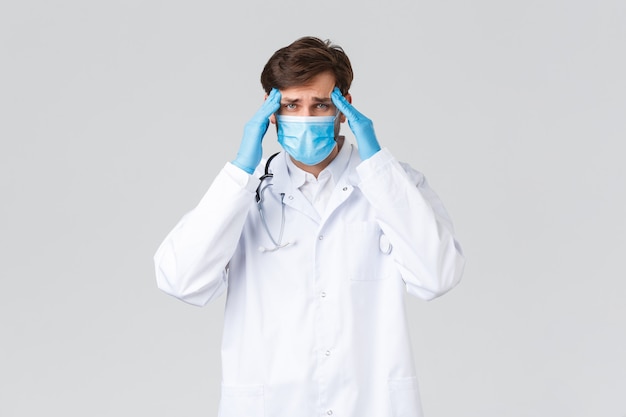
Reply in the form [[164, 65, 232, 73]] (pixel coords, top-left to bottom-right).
[[154, 141, 465, 417]]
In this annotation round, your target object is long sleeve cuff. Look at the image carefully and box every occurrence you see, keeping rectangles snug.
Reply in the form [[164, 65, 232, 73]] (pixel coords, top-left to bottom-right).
[[224, 162, 261, 194], [355, 148, 395, 182]]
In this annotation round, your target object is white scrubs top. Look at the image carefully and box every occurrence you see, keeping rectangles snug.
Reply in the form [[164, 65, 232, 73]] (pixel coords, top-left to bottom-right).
[[155, 143, 465, 417]]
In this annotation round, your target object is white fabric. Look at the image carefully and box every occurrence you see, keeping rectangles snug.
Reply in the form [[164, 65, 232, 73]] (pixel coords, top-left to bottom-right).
[[154, 144, 465, 417], [286, 140, 351, 216]]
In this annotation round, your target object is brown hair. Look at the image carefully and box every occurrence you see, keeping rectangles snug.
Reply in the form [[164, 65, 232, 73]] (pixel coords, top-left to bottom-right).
[[260, 36, 353, 95]]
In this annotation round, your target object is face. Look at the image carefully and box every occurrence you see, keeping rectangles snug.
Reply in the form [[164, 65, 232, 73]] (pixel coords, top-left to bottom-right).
[[265, 71, 352, 174]]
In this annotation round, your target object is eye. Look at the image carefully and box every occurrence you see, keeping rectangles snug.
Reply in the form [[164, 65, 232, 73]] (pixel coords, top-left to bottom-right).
[[316, 103, 329, 110], [284, 103, 297, 110]]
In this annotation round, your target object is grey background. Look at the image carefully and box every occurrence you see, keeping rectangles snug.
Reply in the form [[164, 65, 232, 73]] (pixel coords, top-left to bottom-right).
[[1, 0, 625, 416]]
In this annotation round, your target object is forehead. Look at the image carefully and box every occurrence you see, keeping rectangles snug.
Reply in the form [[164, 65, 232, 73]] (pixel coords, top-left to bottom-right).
[[280, 71, 336, 100]]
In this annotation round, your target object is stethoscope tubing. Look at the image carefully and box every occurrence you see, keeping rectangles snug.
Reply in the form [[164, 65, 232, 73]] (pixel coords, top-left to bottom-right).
[[255, 152, 291, 252]]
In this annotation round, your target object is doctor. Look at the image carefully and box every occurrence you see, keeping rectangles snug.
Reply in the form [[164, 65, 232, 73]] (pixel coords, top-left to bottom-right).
[[155, 36, 465, 417]]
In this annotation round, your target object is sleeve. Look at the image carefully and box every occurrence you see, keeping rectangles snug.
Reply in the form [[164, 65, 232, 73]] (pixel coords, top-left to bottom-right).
[[153, 162, 260, 306], [356, 148, 465, 300]]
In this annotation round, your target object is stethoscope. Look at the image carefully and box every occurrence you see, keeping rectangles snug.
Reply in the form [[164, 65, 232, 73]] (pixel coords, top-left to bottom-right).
[[255, 152, 295, 252], [253, 150, 392, 255]]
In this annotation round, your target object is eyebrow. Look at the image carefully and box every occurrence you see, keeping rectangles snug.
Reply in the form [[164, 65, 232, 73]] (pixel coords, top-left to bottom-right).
[[281, 96, 332, 103]]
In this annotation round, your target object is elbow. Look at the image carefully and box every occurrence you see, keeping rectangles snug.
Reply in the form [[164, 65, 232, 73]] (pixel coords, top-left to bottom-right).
[[430, 239, 465, 299], [154, 252, 226, 307], [404, 239, 466, 301], [437, 239, 465, 294], [156, 266, 226, 307]]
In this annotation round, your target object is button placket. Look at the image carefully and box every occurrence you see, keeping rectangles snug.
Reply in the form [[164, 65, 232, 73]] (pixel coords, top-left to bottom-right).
[[315, 226, 337, 417]]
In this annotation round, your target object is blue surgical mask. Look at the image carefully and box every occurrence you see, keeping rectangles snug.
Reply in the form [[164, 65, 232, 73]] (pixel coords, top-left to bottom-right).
[[276, 114, 337, 165]]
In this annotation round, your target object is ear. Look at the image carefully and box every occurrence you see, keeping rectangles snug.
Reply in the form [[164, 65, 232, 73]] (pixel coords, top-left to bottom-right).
[[339, 93, 352, 123], [265, 93, 277, 124]]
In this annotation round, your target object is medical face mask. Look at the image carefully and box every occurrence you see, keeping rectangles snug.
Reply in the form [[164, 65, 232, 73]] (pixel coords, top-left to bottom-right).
[[276, 114, 338, 165]]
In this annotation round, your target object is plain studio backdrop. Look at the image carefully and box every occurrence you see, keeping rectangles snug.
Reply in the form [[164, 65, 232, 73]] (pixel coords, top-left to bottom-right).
[[1, 0, 625, 416]]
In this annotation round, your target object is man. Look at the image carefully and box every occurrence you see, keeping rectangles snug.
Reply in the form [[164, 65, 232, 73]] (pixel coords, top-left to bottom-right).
[[155, 36, 464, 417]]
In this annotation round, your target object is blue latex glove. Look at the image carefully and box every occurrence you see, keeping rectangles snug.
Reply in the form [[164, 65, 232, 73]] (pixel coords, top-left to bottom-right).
[[232, 88, 281, 174], [330, 87, 381, 160]]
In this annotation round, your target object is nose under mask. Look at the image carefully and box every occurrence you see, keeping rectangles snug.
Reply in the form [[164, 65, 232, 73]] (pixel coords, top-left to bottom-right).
[[276, 114, 337, 166]]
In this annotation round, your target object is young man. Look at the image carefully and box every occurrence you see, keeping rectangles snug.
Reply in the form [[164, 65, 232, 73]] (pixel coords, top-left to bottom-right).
[[155, 36, 465, 417]]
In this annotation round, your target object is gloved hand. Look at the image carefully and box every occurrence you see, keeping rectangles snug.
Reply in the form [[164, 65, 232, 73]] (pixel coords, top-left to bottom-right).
[[232, 88, 281, 174], [331, 87, 381, 160]]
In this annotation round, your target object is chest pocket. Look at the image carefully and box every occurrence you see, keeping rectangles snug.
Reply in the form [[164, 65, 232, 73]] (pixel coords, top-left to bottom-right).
[[344, 221, 392, 281]]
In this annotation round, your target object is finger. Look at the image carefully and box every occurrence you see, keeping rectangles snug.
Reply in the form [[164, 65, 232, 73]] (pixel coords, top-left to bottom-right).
[[260, 88, 281, 118], [330, 87, 349, 109], [331, 87, 359, 121], [265, 88, 281, 108], [267, 87, 281, 102]]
